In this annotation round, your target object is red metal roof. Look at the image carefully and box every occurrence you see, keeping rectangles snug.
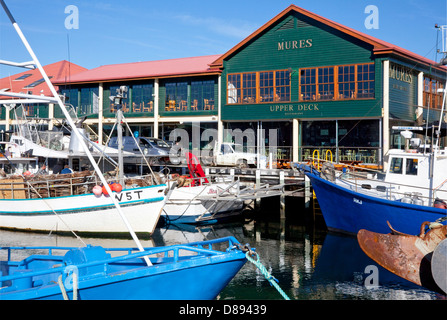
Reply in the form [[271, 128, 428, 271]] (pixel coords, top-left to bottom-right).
[[53, 54, 222, 84], [0, 60, 87, 97]]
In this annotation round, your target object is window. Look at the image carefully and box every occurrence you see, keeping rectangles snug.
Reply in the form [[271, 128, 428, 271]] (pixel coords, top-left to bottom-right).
[[24, 77, 52, 88], [191, 80, 215, 111], [300, 69, 316, 101], [60, 88, 79, 108], [357, 64, 375, 98], [424, 77, 444, 109], [227, 74, 241, 104], [405, 158, 418, 175], [81, 86, 99, 115], [338, 65, 355, 99], [275, 70, 290, 102], [166, 82, 187, 111], [132, 84, 153, 113], [227, 70, 290, 104], [259, 71, 274, 102], [317, 67, 334, 100], [108, 85, 128, 113], [389, 157, 403, 174], [242, 73, 256, 103], [14, 74, 32, 81]]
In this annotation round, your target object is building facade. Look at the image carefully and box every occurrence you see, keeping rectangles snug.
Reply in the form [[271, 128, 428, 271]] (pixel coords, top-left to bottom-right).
[[210, 6, 446, 165], [3, 5, 445, 166]]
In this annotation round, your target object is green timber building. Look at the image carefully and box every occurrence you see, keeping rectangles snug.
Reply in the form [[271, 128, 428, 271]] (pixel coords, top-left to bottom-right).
[[5, 5, 445, 166]]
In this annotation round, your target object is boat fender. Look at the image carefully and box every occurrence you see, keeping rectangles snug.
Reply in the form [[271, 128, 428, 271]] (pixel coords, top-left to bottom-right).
[[434, 198, 447, 209], [102, 184, 114, 196], [93, 185, 102, 196], [112, 183, 122, 193]]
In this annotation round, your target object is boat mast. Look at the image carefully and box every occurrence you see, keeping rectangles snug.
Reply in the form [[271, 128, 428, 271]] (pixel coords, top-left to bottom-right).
[[429, 25, 447, 204], [109, 86, 127, 185], [0, 0, 152, 266], [434, 25, 447, 151]]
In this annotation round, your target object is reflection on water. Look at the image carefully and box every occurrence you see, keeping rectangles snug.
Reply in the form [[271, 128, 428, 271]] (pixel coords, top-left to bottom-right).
[[0, 208, 442, 300]]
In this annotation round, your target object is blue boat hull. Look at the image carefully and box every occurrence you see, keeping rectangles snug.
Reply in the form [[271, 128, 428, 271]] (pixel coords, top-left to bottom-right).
[[304, 168, 447, 235], [0, 237, 247, 300]]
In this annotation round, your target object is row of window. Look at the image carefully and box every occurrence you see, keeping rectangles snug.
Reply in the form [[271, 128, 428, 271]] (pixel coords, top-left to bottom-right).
[[165, 80, 215, 112], [226, 63, 375, 104], [60, 80, 215, 115], [228, 70, 291, 104]]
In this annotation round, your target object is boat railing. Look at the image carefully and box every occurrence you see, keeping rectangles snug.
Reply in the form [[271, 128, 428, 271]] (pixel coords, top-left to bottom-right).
[[0, 171, 157, 200], [0, 237, 242, 286], [338, 170, 447, 204]]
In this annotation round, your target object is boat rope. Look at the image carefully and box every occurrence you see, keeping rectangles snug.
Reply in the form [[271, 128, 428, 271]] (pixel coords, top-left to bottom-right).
[[240, 244, 290, 300], [57, 272, 78, 300]]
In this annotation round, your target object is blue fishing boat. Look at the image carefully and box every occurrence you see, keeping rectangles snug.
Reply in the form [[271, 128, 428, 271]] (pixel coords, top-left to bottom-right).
[[0, 237, 248, 300], [296, 123, 447, 235], [300, 163, 446, 235]]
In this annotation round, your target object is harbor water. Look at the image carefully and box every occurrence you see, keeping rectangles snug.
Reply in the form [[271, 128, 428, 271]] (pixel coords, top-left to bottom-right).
[[0, 197, 442, 301]]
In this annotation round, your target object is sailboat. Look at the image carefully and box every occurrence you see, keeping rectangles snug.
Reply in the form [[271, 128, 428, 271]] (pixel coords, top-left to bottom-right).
[[0, 0, 249, 299]]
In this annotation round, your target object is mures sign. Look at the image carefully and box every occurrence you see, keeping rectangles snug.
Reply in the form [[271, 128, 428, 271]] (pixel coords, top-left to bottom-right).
[[277, 39, 312, 51]]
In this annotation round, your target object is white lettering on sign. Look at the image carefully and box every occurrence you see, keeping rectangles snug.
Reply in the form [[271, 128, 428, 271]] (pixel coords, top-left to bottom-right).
[[270, 103, 319, 112], [278, 39, 312, 51]]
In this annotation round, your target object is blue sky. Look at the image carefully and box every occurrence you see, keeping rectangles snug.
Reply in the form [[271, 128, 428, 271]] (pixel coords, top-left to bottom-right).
[[0, 0, 446, 78]]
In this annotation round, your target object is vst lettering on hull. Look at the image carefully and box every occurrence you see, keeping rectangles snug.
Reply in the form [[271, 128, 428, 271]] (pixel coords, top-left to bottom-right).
[[114, 190, 143, 202]]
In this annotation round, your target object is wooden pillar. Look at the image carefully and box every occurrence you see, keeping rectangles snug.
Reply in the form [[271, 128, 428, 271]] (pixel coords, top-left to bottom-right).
[[279, 170, 285, 219], [292, 118, 299, 162], [98, 82, 103, 144], [154, 78, 159, 138], [382, 60, 390, 166]]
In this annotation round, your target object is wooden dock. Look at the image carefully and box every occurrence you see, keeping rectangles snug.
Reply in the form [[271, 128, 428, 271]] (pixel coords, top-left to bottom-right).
[[159, 163, 311, 217], [203, 166, 309, 217]]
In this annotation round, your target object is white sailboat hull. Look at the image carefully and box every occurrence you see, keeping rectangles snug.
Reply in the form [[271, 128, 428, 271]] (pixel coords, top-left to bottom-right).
[[163, 183, 244, 224], [0, 184, 168, 235]]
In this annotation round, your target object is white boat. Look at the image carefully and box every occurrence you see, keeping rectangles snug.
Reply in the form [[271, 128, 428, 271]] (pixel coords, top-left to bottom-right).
[[0, 112, 174, 236], [164, 178, 245, 224], [161, 152, 283, 224], [0, 45, 172, 239], [0, 178, 170, 236]]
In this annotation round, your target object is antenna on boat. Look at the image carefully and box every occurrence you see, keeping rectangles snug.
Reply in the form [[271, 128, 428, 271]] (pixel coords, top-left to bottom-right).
[[432, 25, 447, 151], [0, 0, 153, 266]]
